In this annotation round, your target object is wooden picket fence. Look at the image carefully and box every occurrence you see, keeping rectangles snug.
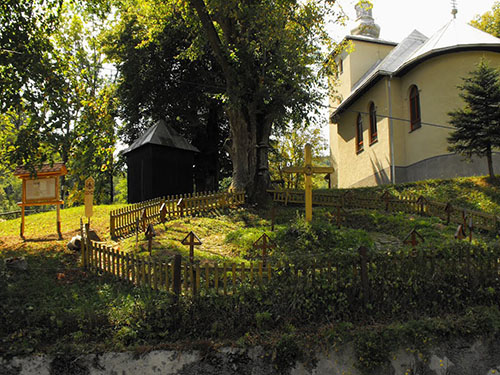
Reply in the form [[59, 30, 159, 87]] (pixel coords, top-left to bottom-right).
[[110, 191, 245, 239], [81, 225, 500, 306], [81, 237, 274, 296], [268, 189, 500, 232]]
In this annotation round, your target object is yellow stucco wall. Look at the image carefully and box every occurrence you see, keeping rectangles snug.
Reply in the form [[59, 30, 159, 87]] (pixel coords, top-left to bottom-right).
[[397, 51, 500, 166], [330, 79, 392, 187], [333, 39, 394, 105], [330, 50, 500, 188]]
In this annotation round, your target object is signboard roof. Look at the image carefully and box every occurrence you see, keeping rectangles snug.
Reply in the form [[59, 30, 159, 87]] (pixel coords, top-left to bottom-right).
[[14, 163, 67, 178]]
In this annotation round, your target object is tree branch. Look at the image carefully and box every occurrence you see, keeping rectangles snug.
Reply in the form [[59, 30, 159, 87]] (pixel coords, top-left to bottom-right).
[[186, 0, 237, 89]]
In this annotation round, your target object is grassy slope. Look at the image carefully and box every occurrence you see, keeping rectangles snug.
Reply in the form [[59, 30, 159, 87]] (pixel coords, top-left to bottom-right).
[[1, 176, 500, 360]]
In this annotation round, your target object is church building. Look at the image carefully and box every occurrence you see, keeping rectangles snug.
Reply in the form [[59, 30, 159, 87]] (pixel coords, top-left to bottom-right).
[[329, 4, 500, 188]]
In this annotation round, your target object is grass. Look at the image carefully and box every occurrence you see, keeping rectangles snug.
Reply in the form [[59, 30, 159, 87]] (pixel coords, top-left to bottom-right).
[[1, 175, 500, 365]]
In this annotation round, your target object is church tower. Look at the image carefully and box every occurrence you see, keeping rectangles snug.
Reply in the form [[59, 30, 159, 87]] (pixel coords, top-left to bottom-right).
[[351, 2, 381, 38], [331, 2, 395, 106]]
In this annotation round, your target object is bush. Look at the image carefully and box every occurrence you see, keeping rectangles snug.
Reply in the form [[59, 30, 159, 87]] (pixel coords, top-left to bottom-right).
[[273, 214, 373, 264]]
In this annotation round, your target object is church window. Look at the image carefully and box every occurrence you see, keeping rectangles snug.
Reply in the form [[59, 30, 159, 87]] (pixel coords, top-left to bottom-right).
[[369, 102, 377, 144], [356, 113, 364, 153], [409, 85, 421, 131]]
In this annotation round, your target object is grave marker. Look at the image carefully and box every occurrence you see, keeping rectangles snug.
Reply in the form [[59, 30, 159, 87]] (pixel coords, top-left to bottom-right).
[[283, 144, 334, 222], [403, 228, 425, 248], [145, 224, 156, 255], [253, 233, 275, 267], [181, 231, 202, 264], [84, 177, 94, 223]]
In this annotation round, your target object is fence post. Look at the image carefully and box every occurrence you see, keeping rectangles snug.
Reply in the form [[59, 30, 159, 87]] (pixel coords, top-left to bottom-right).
[[417, 195, 427, 215], [358, 246, 370, 306], [84, 223, 91, 270], [173, 254, 182, 297], [110, 212, 115, 239]]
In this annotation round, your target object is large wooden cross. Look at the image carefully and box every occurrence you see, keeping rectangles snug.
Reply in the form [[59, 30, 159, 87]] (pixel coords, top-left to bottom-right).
[[283, 143, 334, 222]]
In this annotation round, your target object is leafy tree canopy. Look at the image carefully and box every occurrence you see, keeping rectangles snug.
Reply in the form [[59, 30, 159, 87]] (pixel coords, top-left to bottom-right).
[[471, 1, 500, 38]]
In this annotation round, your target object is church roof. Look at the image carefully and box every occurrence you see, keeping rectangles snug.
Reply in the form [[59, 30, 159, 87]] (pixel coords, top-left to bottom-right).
[[333, 19, 500, 117], [123, 120, 200, 155]]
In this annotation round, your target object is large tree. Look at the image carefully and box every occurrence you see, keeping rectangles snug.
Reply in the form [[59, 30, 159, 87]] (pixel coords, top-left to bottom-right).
[[104, 3, 231, 191], [182, 0, 338, 201], [0, 1, 118, 204], [448, 60, 500, 179]]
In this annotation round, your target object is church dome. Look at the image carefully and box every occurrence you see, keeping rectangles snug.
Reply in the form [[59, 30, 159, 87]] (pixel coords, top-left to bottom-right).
[[350, 2, 380, 38]]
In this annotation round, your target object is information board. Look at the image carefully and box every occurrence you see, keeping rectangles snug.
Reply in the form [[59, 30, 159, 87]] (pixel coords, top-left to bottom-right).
[[25, 177, 57, 202]]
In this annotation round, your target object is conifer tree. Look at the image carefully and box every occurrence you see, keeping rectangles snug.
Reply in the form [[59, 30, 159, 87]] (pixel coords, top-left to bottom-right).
[[448, 60, 500, 179]]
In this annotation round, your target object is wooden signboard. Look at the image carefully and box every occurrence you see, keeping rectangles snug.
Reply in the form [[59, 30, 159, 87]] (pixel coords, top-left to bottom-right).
[[14, 163, 67, 239], [84, 177, 95, 219]]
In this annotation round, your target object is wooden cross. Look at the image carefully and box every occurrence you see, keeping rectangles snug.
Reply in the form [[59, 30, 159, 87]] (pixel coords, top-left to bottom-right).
[[145, 224, 156, 255], [253, 233, 275, 266], [283, 143, 334, 222], [403, 228, 425, 248], [328, 205, 347, 228], [181, 231, 202, 264]]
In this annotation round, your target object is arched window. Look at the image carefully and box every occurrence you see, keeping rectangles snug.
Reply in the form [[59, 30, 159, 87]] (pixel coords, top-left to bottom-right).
[[356, 113, 363, 153], [369, 102, 377, 144], [409, 85, 421, 131]]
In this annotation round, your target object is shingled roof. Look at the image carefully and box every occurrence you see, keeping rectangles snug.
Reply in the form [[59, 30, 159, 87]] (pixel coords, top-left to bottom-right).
[[14, 162, 67, 177], [123, 120, 200, 155], [333, 19, 500, 117]]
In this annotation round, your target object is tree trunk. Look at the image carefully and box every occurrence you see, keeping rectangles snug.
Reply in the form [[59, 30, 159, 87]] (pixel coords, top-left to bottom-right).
[[227, 107, 251, 192], [251, 119, 272, 204], [188, 0, 272, 202], [487, 145, 495, 180]]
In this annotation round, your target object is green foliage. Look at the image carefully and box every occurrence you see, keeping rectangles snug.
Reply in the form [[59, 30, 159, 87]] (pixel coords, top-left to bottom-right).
[[447, 59, 500, 178], [471, 1, 500, 38], [1, 1, 118, 203], [273, 333, 303, 374], [269, 123, 329, 189], [225, 227, 272, 259], [113, 174, 128, 204], [274, 214, 373, 264]]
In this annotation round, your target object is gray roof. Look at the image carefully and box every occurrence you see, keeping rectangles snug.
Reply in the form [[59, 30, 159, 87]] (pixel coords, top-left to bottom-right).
[[123, 120, 200, 154], [333, 19, 500, 117]]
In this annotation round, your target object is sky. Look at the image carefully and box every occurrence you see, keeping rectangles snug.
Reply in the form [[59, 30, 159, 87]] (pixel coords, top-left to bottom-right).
[[329, 0, 498, 43]]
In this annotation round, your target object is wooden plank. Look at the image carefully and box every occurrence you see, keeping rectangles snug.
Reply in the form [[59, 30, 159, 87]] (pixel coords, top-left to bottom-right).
[[214, 265, 219, 291], [232, 263, 236, 293], [205, 264, 209, 290], [196, 264, 200, 294], [223, 263, 228, 295], [173, 255, 181, 295]]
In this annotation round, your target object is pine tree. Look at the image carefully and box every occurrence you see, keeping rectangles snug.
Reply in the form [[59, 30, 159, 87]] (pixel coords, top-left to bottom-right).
[[448, 60, 500, 179]]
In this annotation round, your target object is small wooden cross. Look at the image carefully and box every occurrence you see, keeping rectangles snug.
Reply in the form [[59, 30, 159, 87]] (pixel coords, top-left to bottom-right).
[[145, 223, 156, 255], [328, 205, 347, 228], [181, 231, 202, 264], [455, 224, 466, 240], [380, 191, 392, 212], [283, 143, 334, 222], [177, 198, 185, 217], [159, 202, 167, 223], [253, 233, 275, 266], [403, 228, 425, 248]]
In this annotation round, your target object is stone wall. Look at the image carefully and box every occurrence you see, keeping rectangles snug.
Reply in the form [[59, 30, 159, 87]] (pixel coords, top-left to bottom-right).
[[1, 339, 500, 375]]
